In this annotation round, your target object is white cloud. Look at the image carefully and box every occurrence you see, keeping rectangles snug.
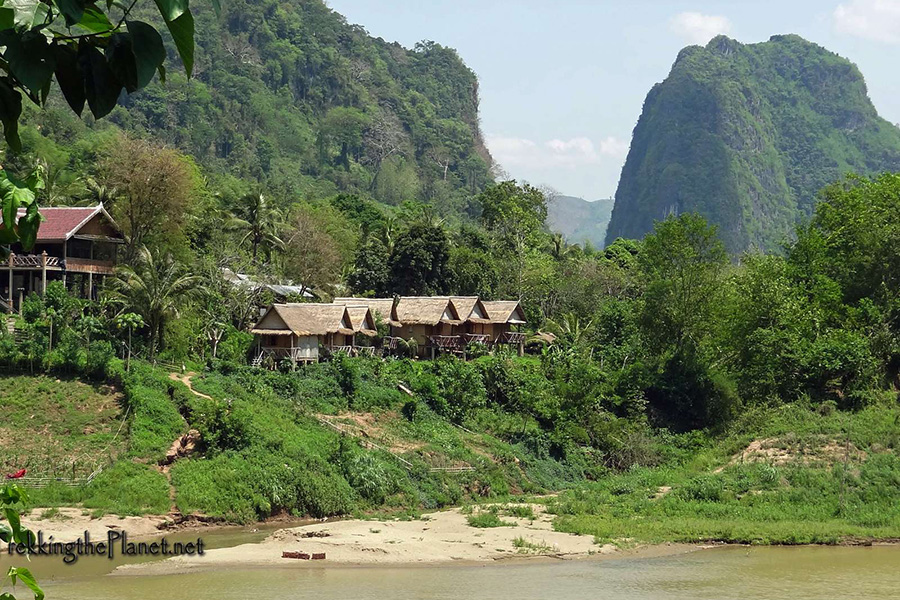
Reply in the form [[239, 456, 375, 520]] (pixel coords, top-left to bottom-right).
[[669, 12, 733, 45], [486, 135, 629, 171], [833, 0, 900, 44]]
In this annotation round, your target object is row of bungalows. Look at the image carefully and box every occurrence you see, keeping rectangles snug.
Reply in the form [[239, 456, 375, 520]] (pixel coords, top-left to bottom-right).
[[250, 296, 528, 365], [334, 296, 528, 358]]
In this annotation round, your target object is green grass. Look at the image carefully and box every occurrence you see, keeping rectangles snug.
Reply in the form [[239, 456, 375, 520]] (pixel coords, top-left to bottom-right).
[[549, 404, 900, 545], [30, 461, 171, 516], [467, 512, 516, 528], [0, 375, 126, 475]]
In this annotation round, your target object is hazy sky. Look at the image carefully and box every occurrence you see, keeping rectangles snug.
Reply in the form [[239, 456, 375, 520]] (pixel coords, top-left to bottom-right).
[[328, 0, 900, 200]]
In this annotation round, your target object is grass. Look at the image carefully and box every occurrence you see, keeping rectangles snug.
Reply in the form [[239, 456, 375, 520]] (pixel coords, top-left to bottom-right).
[[548, 404, 900, 545], [30, 461, 171, 516], [467, 512, 516, 528], [0, 375, 126, 476], [512, 536, 553, 554]]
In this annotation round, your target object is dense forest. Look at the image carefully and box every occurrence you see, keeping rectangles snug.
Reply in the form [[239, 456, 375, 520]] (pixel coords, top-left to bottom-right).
[[16, 0, 494, 216], [607, 34, 900, 253]]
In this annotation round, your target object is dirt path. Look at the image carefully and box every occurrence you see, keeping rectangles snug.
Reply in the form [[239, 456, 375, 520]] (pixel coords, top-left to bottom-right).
[[168, 372, 213, 400], [157, 372, 209, 513]]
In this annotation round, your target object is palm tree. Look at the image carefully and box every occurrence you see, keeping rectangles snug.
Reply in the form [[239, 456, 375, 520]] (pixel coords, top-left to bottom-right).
[[109, 247, 200, 360], [543, 312, 595, 350], [226, 191, 284, 262]]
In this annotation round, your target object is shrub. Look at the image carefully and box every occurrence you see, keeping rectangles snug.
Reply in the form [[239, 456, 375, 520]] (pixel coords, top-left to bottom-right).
[[466, 512, 515, 528]]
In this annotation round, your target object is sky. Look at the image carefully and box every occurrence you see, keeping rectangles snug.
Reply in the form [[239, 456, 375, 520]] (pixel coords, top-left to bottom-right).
[[328, 0, 900, 200]]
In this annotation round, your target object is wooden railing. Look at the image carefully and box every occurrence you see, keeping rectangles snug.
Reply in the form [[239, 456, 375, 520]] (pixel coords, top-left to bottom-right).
[[260, 347, 310, 361], [428, 335, 465, 350], [9, 254, 60, 268], [464, 334, 491, 345], [498, 332, 526, 345], [330, 345, 354, 355]]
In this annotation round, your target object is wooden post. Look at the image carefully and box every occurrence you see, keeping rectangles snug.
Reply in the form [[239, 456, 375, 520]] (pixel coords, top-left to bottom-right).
[[40, 251, 47, 296], [6, 253, 12, 314], [17, 288, 23, 316], [87, 271, 93, 301]]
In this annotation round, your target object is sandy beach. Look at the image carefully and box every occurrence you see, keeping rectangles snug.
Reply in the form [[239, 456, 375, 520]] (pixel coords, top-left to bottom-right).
[[21, 507, 171, 542], [111, 503, 670, 574]]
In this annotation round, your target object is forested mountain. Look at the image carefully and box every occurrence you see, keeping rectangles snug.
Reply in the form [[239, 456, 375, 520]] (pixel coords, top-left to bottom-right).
[[21, 0, 493, 212], [606, 34, 900, 252], [547, 195, 613, 248]]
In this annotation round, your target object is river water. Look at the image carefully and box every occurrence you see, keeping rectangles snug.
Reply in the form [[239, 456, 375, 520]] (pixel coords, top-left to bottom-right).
[[19, 534, 900, 600]]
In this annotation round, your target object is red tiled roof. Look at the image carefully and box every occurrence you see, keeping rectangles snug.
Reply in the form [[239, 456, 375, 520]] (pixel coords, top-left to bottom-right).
[[15, 206, 102, 242]]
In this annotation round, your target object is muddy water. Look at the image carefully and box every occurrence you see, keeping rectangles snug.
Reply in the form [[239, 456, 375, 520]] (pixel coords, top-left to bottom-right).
[[23, 542, 900, 600]]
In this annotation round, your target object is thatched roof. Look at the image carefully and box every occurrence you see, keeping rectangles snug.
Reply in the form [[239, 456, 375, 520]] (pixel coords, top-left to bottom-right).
[[345, 306, 378, 336], [394, 297, 461, 326], [481, 300, 527, 324], [333, 297, 399, 326], [251, 304, 354, 336], [451, 296, 491, 324]]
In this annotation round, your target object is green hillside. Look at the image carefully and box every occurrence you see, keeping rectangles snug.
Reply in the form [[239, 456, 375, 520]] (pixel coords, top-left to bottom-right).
[[20, 0, 493, 211], [607, 34, 900, 252], [547, 195, 614, 248]]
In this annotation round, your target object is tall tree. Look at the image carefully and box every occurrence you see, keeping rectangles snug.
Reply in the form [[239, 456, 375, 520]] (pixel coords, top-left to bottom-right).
[[283, 206, 343, 297], [227, 190, 284, 262], [389, 222, 450, 295], [101, 135, 199, 259], [110, 247, 200, 360]]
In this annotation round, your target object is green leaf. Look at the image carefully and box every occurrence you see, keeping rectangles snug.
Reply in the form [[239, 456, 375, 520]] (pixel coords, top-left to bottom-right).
[[127, 20, 165, 89], [0, 7, 15, 31], [164, 10, 194, 77], [76, 4, 114, 34], [106, 33, 138, 93], [0, 522, 11, 543], [53, 0, 86, 27], [8, 567, 44, 600], [78, 43, 122, 118], [3, 508, 22, 541], [153, 0, 188, 22], [0, 80, 22, 152], [18, 200, 41, 250], [0, 30, 57, 96], [53, 43, 85, 116], [211, 0, 221, 16], [6, 0, 41, 29]]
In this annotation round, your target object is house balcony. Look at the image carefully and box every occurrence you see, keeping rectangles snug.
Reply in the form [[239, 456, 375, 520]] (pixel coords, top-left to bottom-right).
[[427, 335, 465, 351], [497, 332, 526, 345], [63, 257, 116, 275]]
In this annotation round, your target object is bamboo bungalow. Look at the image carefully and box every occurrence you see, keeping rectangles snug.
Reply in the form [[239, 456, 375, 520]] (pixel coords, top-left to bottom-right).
[[480, 300, 528, 355], [392, 296, 463, 357], [3, 204, 124, 312], [332, 297, 399, 328], [449, 296, 493, 346], [345, 305, 379, 356], [251, 303, 375, 365]]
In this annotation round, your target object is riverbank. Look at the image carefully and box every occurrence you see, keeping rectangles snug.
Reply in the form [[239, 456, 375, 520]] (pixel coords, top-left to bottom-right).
[[112, 503, 699, 574]]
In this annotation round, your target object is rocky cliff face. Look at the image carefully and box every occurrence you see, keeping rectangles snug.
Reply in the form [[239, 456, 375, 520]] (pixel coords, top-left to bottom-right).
[[606, 34, 900, 252]]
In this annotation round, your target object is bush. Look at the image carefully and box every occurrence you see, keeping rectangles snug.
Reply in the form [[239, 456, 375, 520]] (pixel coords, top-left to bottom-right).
[[466, 512, 515, 528]]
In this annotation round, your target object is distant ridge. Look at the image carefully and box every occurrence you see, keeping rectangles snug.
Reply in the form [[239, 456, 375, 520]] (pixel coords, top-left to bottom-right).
[[607, 34, 900, 252], [547, 195, 614, 248]]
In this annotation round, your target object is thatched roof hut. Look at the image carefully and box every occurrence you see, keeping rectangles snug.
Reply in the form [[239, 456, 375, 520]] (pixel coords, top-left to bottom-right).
[[481, 300, 527, 325], [251, 303, 357, 336], [345, 306, 378, 336], [333, 297, 399, 327], [451, 296, 491, 324], [394, 297, 461, 325]]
